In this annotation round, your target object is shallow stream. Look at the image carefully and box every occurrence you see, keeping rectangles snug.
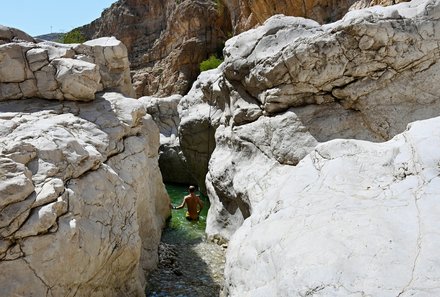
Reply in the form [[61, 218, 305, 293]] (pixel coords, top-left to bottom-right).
[[146, 184, 226, 297]]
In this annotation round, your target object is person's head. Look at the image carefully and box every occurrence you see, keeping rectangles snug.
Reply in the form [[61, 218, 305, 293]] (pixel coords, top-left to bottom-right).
[[188, 185, 196, 193]]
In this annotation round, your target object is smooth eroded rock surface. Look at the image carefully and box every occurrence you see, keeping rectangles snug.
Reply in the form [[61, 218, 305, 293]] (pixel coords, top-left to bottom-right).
[[224, 116, 440, 296]]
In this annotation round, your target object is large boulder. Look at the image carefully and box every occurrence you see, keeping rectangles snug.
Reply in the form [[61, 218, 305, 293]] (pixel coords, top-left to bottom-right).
[[0, 93, 170, 296], [179, 0, 440, 240], [0, 29, 135, 100], [82, 37, 135, 97], [224, 116, 440, 296]]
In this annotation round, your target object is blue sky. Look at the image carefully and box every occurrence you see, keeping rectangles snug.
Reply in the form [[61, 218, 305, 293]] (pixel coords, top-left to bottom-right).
[[0, 0, 116, 37]]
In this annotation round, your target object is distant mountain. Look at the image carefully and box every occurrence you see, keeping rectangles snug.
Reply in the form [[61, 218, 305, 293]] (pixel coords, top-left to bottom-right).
[[34, 32, 64, 42]]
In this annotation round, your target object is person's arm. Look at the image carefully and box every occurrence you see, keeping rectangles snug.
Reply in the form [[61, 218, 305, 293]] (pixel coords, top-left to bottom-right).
[[197, 197, 204, 214], [173, 197, 187, 210]]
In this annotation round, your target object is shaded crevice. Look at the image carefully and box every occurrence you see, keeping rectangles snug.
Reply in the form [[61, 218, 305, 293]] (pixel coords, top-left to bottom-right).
[[22, 257, 54, 297], [396, 133, 424, 297]]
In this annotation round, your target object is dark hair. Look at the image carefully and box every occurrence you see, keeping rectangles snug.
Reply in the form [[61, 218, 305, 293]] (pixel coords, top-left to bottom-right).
[[188, 185, 196, 193]]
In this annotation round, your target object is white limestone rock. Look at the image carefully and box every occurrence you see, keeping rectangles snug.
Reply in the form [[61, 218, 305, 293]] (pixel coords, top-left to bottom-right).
[[0, 157, 34, 209], [52, 58, 101, 101], [33, 178, 64, 208], [37, 41, 76, 60], [179, 68, 229, 193], [0, 27, 135, 101], [26, 48, 49, 71], [224, 116, 440, 297], [0, 93, 170, 296], [0, 43, 31, 83], [206, 110, 318, 239], [79, 37, 136, 98], [179, 0, 440, 240]]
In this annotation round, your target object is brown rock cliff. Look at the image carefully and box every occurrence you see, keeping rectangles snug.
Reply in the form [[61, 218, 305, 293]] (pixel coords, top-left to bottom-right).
[[80, 0, 232, 97], [224, 0, 358, 33], [350, 0, 409, 10]]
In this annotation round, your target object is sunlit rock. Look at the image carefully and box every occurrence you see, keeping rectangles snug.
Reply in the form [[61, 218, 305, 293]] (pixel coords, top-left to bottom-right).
[[179, 0, 440, 240], [0, 27, 169, 296], [225, 116, 440, 296]]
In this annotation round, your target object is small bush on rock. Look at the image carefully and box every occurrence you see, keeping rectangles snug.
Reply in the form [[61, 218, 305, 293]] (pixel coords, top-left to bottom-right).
[[58, 29, 87, 44], [199, 55, 223, 72]]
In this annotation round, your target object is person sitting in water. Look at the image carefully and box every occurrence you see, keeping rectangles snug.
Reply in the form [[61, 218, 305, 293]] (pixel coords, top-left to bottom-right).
[[171, 185, 204, 221]]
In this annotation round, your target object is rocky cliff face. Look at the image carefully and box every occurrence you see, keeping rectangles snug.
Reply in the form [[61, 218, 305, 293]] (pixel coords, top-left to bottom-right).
[[0, 25, 35, 44], [350, 0, 409, 10], [80, 0, 232, 98], [0, 26, 170, 296], [223, 0, 359, 33], [79, 0, 408, 98], [179, 0, 440, 239]]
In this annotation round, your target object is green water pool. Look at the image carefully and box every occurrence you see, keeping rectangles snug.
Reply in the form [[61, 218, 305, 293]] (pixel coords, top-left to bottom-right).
[[165, 183, 210, 240], [146, 184, 221, 297]]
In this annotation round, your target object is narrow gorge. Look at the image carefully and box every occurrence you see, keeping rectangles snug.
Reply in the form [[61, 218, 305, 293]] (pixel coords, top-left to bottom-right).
[[2, 0, 440, 296]]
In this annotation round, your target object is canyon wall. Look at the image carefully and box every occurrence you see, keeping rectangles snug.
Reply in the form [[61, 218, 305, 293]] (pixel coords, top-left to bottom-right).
[[139, 95, 197, 185], [351, 0, 409, 10], [178, 0, 440, 294], [0, 27, 170, 296], [223, 0, 358, 33], [79, 0, 232, 97], [179, 0, 440, 239]]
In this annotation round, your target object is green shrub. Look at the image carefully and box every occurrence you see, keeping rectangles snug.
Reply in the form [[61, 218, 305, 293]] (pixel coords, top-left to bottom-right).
[[58, 29, 87, 44], [199, 55, 223, 72]]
